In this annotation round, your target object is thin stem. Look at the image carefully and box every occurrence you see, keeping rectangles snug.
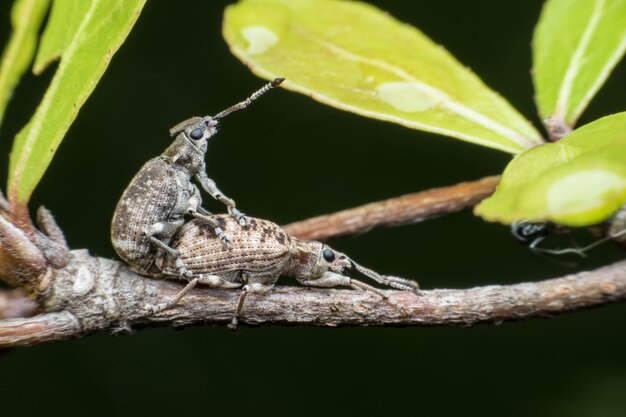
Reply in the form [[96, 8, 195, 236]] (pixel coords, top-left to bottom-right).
[[283, 176, 500, 241]]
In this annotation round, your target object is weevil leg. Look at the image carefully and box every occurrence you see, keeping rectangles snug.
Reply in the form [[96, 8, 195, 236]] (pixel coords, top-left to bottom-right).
[[146, 219, 192, 278], [302, 272, 386, 296], [148, 236, 190, 277], [190, 208, 229, 246], [229, 292, 247, 331], [302, 272, 409, 315], [228, 282, 274, 330], [196, 274, 243, 289], [145, 275, 243, 314], [145, 278, 200, 314], [195, 168, 248, 226], [532, 228, 626, 257], [528, 235, 586, 257], [145, 220, 190, 276]]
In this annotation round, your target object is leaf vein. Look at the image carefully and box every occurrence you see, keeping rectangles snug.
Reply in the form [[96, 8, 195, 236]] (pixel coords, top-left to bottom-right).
[[555, 0, 605, 123]]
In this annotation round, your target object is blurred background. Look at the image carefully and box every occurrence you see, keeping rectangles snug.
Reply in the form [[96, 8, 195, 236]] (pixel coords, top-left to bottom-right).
[[1, 1, 626, 416]]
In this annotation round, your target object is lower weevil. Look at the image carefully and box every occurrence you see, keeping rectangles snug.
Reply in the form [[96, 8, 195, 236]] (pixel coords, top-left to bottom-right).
[[111, 79, 284, 278], [148, 214, 420, 327]]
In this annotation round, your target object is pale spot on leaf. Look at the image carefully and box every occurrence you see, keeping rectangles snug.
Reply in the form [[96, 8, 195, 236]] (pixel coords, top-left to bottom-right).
[[375, 82, 446, 113], [547, 169, 624, 214], [241, 26, 278, 55]]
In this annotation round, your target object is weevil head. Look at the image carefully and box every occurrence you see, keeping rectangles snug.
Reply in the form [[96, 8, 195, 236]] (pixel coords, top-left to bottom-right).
[[286, 240, 351, 279], [161, 79, 285, 172], [163, 116, 219, 172], [511, 221, 552, 244], [319, 245, 351, 274]]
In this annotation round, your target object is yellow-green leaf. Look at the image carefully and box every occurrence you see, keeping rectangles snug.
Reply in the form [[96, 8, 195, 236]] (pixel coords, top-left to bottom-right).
[[223, 0, 543, 154], [475, 112, 626, 226], [0, 0, 50, 131], [32, 0, 90, 74], [533, 0, 626, 130], [7, 0, 146, 204]]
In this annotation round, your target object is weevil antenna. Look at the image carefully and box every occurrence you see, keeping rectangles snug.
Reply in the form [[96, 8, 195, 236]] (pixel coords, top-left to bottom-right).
[[350, 260, 419, 292], [214, 78, 285, 119]]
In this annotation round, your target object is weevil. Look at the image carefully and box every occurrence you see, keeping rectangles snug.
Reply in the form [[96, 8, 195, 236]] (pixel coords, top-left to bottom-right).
[[511, 221, 569, 252], [511, 214, 626, 257], [148, 214, 420, 327], [111, 78, 284, 277]]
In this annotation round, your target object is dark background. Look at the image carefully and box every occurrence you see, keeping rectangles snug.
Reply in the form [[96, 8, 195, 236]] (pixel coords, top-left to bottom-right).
[[1, 1, 626, 416]]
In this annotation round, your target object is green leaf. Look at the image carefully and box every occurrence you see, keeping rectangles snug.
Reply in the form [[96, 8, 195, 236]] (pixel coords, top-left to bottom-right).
[[7, 0, 146, 204], [0, 0, 50, 131], [32, 0, 90, 74], [475, 112, 626, 226], [533, 0, 626, 130], [223, 0, 543, 154]]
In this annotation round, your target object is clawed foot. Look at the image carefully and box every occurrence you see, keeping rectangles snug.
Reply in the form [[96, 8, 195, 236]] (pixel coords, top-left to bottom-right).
[[229, 207, 248, 227], [178, 266, 192, 279], [227, 316, 239, 331], [174, 258, 192, 278], [214, 226, 230, 247], [144, 302, 169, 314]]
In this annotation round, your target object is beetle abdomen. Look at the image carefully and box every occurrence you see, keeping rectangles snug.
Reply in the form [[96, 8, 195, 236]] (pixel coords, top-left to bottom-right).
[[111, 158, 178, 272], [164, 215, 292, 277]]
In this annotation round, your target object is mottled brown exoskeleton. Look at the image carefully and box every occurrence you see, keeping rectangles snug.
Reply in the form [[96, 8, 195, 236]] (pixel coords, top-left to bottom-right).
[[111, 79, 284, 277], [148, 215, 420, 327]]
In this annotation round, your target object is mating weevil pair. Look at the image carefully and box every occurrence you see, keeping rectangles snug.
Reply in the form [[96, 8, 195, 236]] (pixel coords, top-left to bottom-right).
[[156, 215, 418, 327], [111, 79, 285, 277], [111, 79, 420, 326]]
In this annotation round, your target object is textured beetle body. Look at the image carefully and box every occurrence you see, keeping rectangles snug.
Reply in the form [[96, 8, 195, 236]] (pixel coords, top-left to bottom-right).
[[111, 79, 285, 277], [154, 214, 419, 317], [111, 155, 201, 275], [157, 215, 293, 286], [111, 115, 225, 276]]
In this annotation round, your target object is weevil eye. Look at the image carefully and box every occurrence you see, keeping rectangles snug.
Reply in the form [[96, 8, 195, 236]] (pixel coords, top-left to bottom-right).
[[189, 128, 204, 140], [322, 249, 335, 262]]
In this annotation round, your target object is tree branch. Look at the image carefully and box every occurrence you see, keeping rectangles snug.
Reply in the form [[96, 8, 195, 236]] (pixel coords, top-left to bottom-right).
[[2, 175, 625, 348], [283, 176, 499, 241], [0, 312, 80, 346], [1, 250, 625, 347]]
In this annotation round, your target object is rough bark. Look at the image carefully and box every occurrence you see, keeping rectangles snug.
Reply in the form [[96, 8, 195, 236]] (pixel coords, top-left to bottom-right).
[[1, 250, 625, 347]]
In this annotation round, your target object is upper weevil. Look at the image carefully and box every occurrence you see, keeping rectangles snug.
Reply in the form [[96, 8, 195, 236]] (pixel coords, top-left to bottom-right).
[[111, 78, 284, 277], [150, 214, 420, 327]]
